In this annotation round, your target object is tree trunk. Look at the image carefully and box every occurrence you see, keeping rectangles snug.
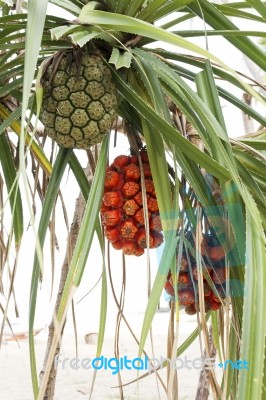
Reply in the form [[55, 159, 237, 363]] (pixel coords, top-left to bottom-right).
[[39, 163, 93, 400]]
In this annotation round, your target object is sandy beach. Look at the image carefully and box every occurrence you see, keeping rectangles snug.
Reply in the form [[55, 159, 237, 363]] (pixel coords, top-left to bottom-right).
[[0, 233, 220, 400], [0, 308, 219, 400]]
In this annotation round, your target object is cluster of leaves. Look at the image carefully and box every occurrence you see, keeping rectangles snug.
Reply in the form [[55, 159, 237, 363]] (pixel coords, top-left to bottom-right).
[[0, 1, 266, 399]]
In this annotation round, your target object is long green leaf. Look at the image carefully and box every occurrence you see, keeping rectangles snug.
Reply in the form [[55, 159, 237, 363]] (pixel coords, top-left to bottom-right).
[[195, 60, 226, 131], [194, 61, 249, 265], [125, 0, 145, 17], [137, 117, 179, 355], [168, 61, 266, 128], [0, 132, 23, 245], [139, 232, 178, 356], [146, 50, 266, 128], [0, 103, 52, 175], [115, 0, 130, 15], [237, 132, 266, 150], [236, 159, 266, 228], [151, 50, 266, 107], [136, 0, 192, 22], [159, 12, 194, 29], [112, 68, 230, 181], [216, 3, 265, 21], [189, 0, 266, 70], [21, 10, 50, 396], [76, 9, 265, 105], [221, 325, 238, 399], [237, 212, 266, 399], [135, 50, 231, 160], [96, 260, 107, 357], [234, 148, 266, 178], [231, 0, 266, 20], [133, 50, 265, 238], [19, 13, 49, 370], [49, 0, 81, 15], [172, 29, 266, 37]]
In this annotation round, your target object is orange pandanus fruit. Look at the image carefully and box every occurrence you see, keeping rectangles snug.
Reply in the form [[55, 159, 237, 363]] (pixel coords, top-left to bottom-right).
[[164, 230, 226, 314], [101, 148, 164, 256]]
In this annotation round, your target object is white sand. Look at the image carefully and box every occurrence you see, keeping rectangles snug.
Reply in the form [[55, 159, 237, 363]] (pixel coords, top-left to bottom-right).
[[1, 236, 219, 399], [0, 309, 219, 400]]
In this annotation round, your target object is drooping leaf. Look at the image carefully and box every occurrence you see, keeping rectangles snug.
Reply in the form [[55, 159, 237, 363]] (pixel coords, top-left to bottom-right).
[[189, 0, 266, 70], [237, 211, 266, 399], [0, 132, 23, 246]]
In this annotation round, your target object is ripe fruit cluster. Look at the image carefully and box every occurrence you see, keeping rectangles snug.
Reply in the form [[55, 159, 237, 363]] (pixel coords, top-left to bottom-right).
[[101, 150, 164, 256], [164, 232, 226, 314]]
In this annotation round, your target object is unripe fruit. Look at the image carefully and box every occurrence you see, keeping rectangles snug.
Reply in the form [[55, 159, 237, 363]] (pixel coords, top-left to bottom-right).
[[40, 51, 117, 149]]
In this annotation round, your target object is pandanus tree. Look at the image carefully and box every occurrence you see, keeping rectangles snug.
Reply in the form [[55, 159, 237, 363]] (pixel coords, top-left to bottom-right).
[[0, 0, 266, 399]]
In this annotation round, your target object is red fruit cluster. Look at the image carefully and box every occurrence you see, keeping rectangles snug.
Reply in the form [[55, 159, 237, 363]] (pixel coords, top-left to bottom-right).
[[164, 232, 226, 314], [101, 150, 164, 256]]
